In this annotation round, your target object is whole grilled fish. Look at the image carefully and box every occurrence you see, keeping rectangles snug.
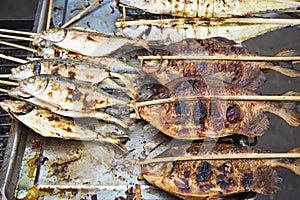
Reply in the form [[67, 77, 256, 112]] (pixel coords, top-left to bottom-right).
[[9, 74, 128, 111], [32, 27, 150, 57], [10, 58, 140, 97], [142, 38, 300, 89], [0, 100, 127, 152], [142, 142, 300, 199], [119, 0, 300, 18], [136, 76, 300, 139], [119, 23, 289, 45]]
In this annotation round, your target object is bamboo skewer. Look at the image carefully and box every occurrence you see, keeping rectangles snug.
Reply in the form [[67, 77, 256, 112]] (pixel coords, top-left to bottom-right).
[[46, 0, 54, 30], [0, 80, 19, 86], [0, 74, 11, 79], [0, 53, 27, 64], [138, 55, 300, 62], [137, 153, 300, 165], [61, 0, 101, 28], [0, 28, 38, 36], [116, 17, 300, 27], [0, 88, 9, 93], [131, 94, 300, 109], [0, 33, 34, 42], [0, 40, 37, 53]]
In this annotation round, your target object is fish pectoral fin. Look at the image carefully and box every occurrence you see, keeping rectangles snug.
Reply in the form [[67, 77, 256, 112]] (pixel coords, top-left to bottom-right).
[[243, 114, 270, 136], [252, 167, 282, 195]]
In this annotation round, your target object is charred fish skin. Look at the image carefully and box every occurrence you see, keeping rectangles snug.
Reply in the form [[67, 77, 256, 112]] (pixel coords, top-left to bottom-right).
[[119, 0, 299, 18], [142, 143, 300, 199], [143, 38, 267, 90], [137, 76, 300, 140], [15, 74, 128, 112]]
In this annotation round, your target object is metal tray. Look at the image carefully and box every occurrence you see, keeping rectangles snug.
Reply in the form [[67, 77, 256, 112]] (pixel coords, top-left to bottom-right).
[[1, 0, 300, 199]]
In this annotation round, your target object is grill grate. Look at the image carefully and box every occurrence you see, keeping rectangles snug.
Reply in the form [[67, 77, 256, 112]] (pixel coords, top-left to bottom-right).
[[0, 20, 33, 169]]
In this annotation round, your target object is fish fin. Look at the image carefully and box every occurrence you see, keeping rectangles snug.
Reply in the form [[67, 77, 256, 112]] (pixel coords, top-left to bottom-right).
[[274, 50, 297, 57], [244, 114, 270, 136], [209, 72, 235, 84], [260, 65, 300, 77], [101, 136, 128, 152], [137, 39, 152, 53], [267, 100, 300, 127], [243, 72, 266, 91], [253, 167, 282, 195], [275, 147, 300, 176], [282, 91, 300, 96]]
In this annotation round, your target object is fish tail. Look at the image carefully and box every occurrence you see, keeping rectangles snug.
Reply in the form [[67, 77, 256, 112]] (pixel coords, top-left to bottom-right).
[[260, 65, 300, 77], [276, 147, 300, 176], [253, 167, 282, 195], [266, 91, 300, 127]]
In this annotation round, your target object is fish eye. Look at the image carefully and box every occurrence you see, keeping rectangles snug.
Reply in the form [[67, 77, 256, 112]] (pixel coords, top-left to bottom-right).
[[20, 65, 26, 70], [33, 63, 42, 75], [28, 77, 36, 83]]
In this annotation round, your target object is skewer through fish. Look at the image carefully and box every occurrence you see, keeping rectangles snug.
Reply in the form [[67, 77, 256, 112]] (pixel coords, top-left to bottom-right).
[[32, 27, 151, 57], [0, 100, 127, 152], [141, 142, 300, 199], [119, 0, 300, 18], [141, 38, 300, 89], [135, 76, 300, 140]]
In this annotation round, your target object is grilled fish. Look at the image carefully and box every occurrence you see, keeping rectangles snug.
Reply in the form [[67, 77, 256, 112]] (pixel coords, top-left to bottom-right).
[[9, 58, 140, 97], [119, 23, 289, 45], [142, 38, 300, 89], [119, 0, 300, 18], [141, 142, 300, 199], [0, 100, 127, 152], [32, 27, 150, 57], [9, 74, 128, 111], [136, 76, 300, 139]]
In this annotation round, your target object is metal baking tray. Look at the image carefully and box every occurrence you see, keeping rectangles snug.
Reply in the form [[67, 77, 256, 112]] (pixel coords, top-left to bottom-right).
[[1, 0, 300, 199]]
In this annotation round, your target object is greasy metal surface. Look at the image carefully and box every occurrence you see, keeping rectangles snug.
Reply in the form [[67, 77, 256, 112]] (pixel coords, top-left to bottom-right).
[[0, 0, 299, 200]]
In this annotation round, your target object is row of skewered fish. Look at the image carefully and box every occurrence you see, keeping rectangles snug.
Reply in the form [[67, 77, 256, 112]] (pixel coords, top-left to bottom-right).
[[1, 25, 300, 199]]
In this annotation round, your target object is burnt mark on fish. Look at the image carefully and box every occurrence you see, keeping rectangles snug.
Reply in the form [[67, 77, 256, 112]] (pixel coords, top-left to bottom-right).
[[183, 65, 198, 77], [191, 80, 207, 94], [193, 102, 207, 129], [199, 183, 214, 193], [195, 161, 212, 182], [47, 115, 61, 122], [65, 87, 83, 102], [51, 67, 59, 75], [228, 62, 244, 80], [241, 173, 253, 188], [183, 170, 190, 178], [216, 174, 235, 191], [48, 91, 53, 98], [68, 71, 76, 79], [174, 102, 189, 124], [87, 36, 96, 42], [219, 161, 233, 174], [63, 127, 72, 132], [226, 104, 242, 123]]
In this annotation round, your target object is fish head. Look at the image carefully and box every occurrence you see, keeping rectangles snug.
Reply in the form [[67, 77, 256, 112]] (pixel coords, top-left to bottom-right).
[[33, 28, 67, 46], [141, 161, 174, 184], [0, 100, 33, 114], [135, 83, 166, 101], [10, 61, 42, 81], [18, 75, 49, 97]]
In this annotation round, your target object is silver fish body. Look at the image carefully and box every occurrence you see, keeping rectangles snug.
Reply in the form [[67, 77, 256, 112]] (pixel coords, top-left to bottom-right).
[[120, 0, 300, 18]]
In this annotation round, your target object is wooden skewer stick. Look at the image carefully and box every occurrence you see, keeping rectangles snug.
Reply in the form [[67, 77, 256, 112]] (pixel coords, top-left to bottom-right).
[[131, 95, 300, 108], [0, 33, 33, 42], [61, 0, 101, 28], [137, 153, 300, 165], [0, 53, 27, 64], [0, 74, 11, 78], [138, 55, 300, 62], [0, 28, 38, 36], [0, 88, 9, 93], [46, 0, 54, 30], [116, 17, 300, 27], [0, 40, 37, 53], [0, 80, 19, 86]]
